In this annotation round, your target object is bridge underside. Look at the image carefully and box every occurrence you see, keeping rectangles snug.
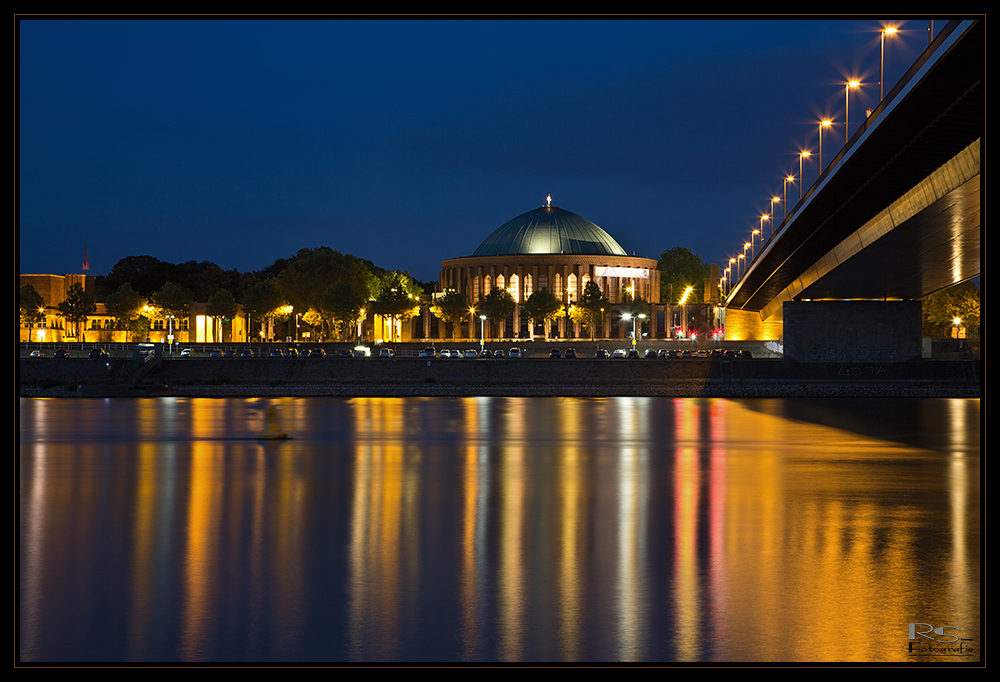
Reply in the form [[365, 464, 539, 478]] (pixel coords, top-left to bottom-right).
[[725, 20, 981, 353], [727, 139, 980, 345], [760, 140, 981, 326]]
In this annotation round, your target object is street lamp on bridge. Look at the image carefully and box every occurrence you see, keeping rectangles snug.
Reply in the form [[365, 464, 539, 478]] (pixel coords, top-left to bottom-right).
[[798, 150, 812, 201], [819, 119, 833, 171], [845, 79, 861, 140], [880, 26, 899, 101]]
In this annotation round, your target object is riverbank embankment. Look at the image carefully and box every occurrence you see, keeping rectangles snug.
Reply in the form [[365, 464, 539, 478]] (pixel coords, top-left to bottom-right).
[[19, 357, 981, 399]]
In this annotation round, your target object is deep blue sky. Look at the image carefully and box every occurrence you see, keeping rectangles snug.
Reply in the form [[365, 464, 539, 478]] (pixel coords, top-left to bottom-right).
[[18, 17, 940, 283]]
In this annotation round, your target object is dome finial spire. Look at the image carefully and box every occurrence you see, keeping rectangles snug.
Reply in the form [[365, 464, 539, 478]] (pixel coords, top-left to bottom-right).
[[546, 194, 552, 207]]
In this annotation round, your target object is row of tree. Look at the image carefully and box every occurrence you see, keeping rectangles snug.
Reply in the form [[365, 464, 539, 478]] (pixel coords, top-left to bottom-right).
[[20, 246, 430, 343], [22, 244, 979, 342], [430, 280, 653, 341]]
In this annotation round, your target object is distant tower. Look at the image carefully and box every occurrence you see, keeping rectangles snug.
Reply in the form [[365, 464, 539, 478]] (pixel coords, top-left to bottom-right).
[[706, 263, 720, 304], [83, 244, 89, 271]]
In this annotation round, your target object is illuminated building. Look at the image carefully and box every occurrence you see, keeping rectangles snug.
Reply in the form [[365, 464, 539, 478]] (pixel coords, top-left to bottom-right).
[[19, 273, 245, 345], [429, 199, 662, 340]]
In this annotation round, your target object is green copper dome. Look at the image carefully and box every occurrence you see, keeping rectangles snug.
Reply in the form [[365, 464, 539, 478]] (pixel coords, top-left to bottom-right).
[[473, 204, 628, 257]]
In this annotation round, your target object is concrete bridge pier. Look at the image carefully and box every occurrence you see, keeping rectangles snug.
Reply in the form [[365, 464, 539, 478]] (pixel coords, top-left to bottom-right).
[[782, 300, 922, 363]]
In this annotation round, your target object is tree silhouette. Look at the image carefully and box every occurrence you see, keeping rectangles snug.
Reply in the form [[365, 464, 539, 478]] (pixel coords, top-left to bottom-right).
[[104, 283, 149, 342], [56, 282, 96, 341], [479, 288, 516, 340], [431, 289, 470, 340], [20, 284, 46, 339], [521, 288, 563, 340]]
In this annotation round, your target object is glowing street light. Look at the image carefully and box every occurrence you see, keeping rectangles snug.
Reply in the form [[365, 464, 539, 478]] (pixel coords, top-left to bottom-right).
[[479, 314, 487, 350], [819, 119, 833, 171], [770, 196, 781, 235], [845, 79, 861, 140], [799, 151, 812, 201], [880, 26, 899, 101], [621, 312, 647, 349]]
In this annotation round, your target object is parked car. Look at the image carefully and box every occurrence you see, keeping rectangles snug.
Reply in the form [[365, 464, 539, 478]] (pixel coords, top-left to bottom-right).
[[210, 349, 223, 358], [419, 347, 437, 358], [54, 349, 69, 358], [564, 348, 577, 358], [379, 348, 394, 357], [645, 349, 658, 358], [90, 348, 110, 358], [594, 349, 610, 358], [508, 348, 522, 358], [310, 348, 326, 357], [611, 349, 626, 358], [240, 349, 255, 357], [29, 350, 44, 358], [180, 348, 193, 357], [549, 348, 561, 358], [464, 349, 479, 359]]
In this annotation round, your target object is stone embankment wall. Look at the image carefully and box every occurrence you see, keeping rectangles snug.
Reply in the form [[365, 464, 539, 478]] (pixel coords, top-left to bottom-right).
[[20, 356, 981, 398]]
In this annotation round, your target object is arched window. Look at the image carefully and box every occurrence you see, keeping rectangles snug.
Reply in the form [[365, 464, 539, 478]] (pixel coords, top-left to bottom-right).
[[509, 274, 519, 303], [523, 273, 533, 297], [567, 273, 578, 302]]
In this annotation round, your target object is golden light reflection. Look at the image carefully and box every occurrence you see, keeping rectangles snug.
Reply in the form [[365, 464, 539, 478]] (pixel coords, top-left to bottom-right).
[[17, 396, 980, 663], [179, 440, 223, 660], [672, 399, 702, 661], [348, 398, 408, 660]]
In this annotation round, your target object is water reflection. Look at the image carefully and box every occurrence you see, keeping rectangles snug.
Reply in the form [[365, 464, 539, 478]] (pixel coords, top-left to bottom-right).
[[19, 397, 980, 663]]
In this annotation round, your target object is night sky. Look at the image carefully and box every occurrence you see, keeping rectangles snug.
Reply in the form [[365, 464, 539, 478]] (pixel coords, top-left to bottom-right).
[[18, 17, 940, 284]]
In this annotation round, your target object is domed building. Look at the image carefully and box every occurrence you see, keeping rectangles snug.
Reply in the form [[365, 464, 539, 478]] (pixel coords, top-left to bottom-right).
[[433, 199, 660, 340]]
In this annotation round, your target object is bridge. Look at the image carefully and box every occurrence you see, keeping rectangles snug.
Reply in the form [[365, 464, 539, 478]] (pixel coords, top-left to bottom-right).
[[723, 19, 981, 361]]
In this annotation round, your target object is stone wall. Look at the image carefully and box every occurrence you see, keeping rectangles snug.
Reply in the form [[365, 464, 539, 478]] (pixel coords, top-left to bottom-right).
[[783, 300, 922, 362]]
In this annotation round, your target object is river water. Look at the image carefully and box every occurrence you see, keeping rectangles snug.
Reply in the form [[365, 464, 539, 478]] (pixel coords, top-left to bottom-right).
[[18, 396, 980, 664]]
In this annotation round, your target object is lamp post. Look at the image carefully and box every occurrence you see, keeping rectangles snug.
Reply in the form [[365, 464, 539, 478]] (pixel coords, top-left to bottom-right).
[[880, 27, 898, 101], [819, 119, 832, 172], [770, 196, 781, 236], [479, 315, 486, 351], [622, 312, 646, 350], [784, 175, 795, 217], [799, 151, 811, 201], [845, 79, 860, 140]]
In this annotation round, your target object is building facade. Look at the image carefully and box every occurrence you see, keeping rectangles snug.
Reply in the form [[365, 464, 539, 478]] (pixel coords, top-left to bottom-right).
[[422, 202, 668, 341], [19, 273, 244, 345]]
